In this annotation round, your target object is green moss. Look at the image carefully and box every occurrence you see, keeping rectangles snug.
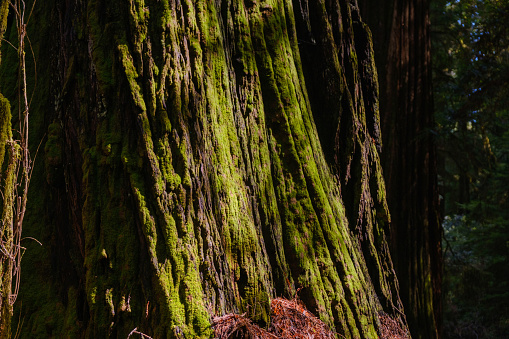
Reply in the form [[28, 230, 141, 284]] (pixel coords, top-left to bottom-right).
[[155, 137, 181, 190], [127, 0, 148, 55], [0, 142, 17, 337], [0, 0, 9, 59], [0, 93, 11, 169], [118, 44, 146, 111]]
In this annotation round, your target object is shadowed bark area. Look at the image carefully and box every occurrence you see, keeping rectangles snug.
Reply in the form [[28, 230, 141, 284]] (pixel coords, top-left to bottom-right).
[[1, 0, 408, 337], [360, 0, 443, 337], [292, 0, 405, 324]]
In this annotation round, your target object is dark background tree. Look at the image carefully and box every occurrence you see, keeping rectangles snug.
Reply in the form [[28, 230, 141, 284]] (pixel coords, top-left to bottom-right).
[[0, 0, 413, 337], [359, 0, 443, 337]]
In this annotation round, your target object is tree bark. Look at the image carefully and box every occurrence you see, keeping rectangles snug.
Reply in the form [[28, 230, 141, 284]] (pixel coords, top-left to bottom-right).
[[360, 0, 443, 337], [1, 0, 408, 337], [0, 0, 15, 335]]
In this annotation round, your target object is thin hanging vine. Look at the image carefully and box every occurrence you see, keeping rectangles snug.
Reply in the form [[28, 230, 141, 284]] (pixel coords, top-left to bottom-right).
[[0, 0, 37, 335]]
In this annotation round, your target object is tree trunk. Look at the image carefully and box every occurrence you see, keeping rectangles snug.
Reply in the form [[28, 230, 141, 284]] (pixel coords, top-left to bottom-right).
[[1, 0, 16, 336], [0, 95, 16, 339], [1, 0, 408, 337], [360, 0, 443, 337]]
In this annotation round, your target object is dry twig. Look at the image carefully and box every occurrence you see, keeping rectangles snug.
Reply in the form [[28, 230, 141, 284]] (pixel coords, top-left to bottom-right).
[[127, 327, 154, 339]]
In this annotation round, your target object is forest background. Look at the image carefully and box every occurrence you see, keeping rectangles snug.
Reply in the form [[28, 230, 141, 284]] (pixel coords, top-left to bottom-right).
[[432, 0, 509, 337]]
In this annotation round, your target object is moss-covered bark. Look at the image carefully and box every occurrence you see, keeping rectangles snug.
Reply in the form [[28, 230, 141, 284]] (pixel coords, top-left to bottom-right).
[[0, 95, 17, 339], [0, 0, 15, 335], [1, 0, 409, 337]]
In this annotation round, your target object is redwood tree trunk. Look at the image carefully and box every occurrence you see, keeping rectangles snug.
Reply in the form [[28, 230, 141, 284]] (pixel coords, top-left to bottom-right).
[[1, 0, 408, 337], [0, 0, 15, 336], [360, 0, 443, 337]]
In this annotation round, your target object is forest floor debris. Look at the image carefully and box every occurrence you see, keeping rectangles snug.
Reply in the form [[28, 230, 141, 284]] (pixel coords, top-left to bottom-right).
[[378, 312, 410, 339], [213, 297, 336, 338], [213, 313, 279, 339], [213, 297, 409, 338]]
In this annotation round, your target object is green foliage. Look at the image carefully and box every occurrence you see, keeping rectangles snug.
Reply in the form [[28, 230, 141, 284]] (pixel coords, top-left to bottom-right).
[[442, 215, 509, 338], [432, 0, 509, 337]]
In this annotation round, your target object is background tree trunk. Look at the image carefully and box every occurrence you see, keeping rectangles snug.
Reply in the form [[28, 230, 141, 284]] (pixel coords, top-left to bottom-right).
[[360, 0, 443, 337], [1, 0, 409, 337]]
